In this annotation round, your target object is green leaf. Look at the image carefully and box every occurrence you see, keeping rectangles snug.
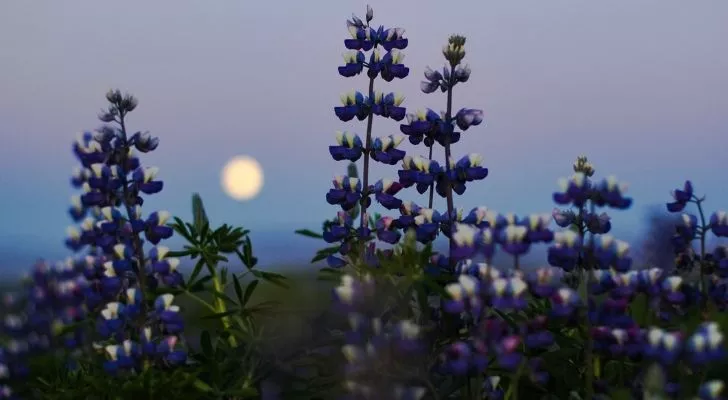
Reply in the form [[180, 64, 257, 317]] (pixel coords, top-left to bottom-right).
[[238, 237, 257, 269], [171, 217, 195, 243], [201, 310, 239, 320], [250, 270, 288, 288], [242, 280, 259, 306], [208, 289, 237, 306], [187, 275, 213, 292], [232, 274, 244, 305], [186, 258, 207, 288], [193, 379, 214, 393], [191, 193, 209, 233], [311, 246, 340, 263], [295, 229, 324, 239]]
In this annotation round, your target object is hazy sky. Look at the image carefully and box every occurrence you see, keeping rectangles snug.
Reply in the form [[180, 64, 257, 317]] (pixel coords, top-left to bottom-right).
[[1, 0, 727, 270]]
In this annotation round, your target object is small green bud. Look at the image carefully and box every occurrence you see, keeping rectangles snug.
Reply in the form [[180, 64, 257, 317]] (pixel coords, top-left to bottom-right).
[[573, 155, 595, 177], [443, 34, 467, 67]]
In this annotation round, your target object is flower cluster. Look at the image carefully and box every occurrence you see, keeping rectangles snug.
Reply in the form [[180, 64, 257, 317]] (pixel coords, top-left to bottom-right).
[[65, 90, 187, 373], [663, 180, 728, 309], [394, 34, 486, 260], [94, 293, 186, 374], [325, 6, 412, 268], [311, 8, 728, 399], [0, 259, 90, 398], [332, 273, 428, 400], [439, 263, 579, 380]]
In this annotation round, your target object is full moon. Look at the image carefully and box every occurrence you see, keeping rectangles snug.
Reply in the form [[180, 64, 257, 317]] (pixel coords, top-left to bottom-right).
[[221, 156, 264, 201]]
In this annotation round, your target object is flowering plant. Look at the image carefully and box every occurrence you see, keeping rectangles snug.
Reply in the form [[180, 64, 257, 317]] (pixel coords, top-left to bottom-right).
[[1, 6, 727, 400], [293, 5, 728, 400]]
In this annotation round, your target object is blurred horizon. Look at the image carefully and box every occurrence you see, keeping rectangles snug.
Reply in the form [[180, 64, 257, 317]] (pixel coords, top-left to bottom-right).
[[1, 0, 726, 278]]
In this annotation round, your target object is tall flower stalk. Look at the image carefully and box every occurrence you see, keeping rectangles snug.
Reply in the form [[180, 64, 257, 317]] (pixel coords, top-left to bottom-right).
[[66, 90, 187, 373], [399, 35, 485, 265], [327, 5, 409, 268]]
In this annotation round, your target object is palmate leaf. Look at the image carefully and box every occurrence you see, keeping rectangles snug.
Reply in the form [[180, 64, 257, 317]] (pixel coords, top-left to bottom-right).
[[191, 193, 210, 233]]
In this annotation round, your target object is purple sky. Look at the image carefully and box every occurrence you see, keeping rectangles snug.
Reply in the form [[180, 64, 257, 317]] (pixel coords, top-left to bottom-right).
[[1, 0, 727, 272]]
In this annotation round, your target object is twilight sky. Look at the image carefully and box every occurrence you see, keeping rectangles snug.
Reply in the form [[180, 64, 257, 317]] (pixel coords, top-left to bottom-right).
[[1, 0, 726, 273]]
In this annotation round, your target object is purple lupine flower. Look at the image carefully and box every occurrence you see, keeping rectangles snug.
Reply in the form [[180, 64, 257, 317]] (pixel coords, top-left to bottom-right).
[[552, 208, 576, 228], [420, 67, 443, 94], [413, 208, 443, 243], [710, 211, 728, 237], [443, 275, 482, 314], [454, 108, 484, 131], [370, 91, 406, 121], [494, 335, 522, 371], [154, 294, 184, 334], [326, 176, 362, 211], [675, 213, 699, 242], [374, 216, 401, 244], [437, 153, 488, 196], [489, 276, 529, 311], [398, 155, 443, 194], [371, 135, 406, 165], [553, 173, 591, 207], [686, 322, 725, 366], [329, 131, 364, 162], [521, 213, 554, 243], [335, 90, 370, 122], [522, 316, 554, 349], [451, 223, 480, 260], [439, 342, 472, 375], [666, 180, 693, 213], [643, 328, 683, 365], [156, 335, 187, 366], [377, 49, 410, 81], [585, 212, 611, 234], [399, 109, 441, 145], [550, 287, 581, 318], [661, 276, 686, 305], [338, 50, 366, 77], [395, 201, 422, 229], [373, 179, 403, 209], [527, 266, 563, 298], [593, 175, 632, 209], [144, 211, 174, 245], [547, 230, 582, 272], [592, 235, 632, 272]]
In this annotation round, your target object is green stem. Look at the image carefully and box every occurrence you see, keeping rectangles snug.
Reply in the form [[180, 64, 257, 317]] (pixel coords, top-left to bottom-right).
[[183, 290, 216, 313], [694, 196, 709, 313], [358, 76, 376, 264], [427, 144, 435, 209], [443, 71, 456, 268], [117, 111, 148, 321], [579, 205, 594, 400], [504, 361, 525, 400], [211, 273, 238, 347]]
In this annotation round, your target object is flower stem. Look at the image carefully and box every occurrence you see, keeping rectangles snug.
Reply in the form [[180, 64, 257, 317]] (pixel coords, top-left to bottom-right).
[[118, 113, 148, 318], [183, 290, 217, 313], [427, 144, 435, 208], [694, 196, 709, 313], [580, 204, 595, 400], [504, 361, 525, 400], [211, 271, 238, 347], [443, 72, 456, 267], [359, 76, 376, 258]]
